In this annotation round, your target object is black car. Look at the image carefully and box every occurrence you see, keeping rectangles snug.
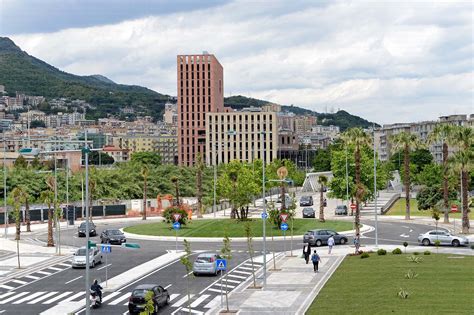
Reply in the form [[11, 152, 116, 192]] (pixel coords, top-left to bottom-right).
[[100, 229, 126, 244], [299, 196, 313, 206], [78, 222, 97, 237], [128, 284, 170, 315], [302, 207, 315, 218]]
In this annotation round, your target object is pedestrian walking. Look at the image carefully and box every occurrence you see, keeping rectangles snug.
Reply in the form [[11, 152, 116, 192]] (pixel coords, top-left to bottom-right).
[[303, 244, 311, 264], [327, 235, 335, 254], [311, 250, 321, 273], [353, 233, 360, 254]]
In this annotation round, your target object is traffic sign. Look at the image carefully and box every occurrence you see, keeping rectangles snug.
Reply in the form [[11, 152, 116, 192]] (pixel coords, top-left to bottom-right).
[[350, 204, 356, 210], [121, 243, 141, 249], [173, 222, 181, 230], [261, 212, 268, 219], [450, 205, 458, 213], [216, 259, 227, 271], [173, 213, 181, 222], [280, 222, 289, 231], [87, 241, 97, 249], [101, 244, 111, 253], [279, 213, 288, 222]]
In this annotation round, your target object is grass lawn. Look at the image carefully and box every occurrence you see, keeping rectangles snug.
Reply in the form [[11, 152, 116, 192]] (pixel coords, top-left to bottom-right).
[[307, 254, 474, 315], [123, 219, 353, 237], [386, 198, 474, 220]]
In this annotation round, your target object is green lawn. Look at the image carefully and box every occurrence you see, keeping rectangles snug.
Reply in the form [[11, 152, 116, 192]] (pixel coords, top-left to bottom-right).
[[307, 254, 474, 315], [123, 219, 353, 237], [386, 198, 474, 220]]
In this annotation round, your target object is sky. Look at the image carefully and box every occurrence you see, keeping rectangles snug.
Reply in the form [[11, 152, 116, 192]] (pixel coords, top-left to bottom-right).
[[1, 0, 473, 124]]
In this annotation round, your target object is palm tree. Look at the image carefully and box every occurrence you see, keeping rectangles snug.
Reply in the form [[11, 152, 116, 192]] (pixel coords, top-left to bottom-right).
[[427, 124, 455, 223], [342, 128, 371, 235], [40, 189, 55, 247], [23, 190, 31, 232], [171, 176, 180, 206], [390, 132, 422, 220], [11, 187, 24, 241], [450, 126, 473, 233], [141, 165, 149, 220], [195, 153, 204, 219], [318, 175, 328, 222]]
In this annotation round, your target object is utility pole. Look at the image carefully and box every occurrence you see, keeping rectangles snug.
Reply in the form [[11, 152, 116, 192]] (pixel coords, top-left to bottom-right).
[[345, 145, 349, 205], [3, 134, 7, 239], [213, 143, 217, 218], [84, 130, 91, 314], [261, 131, 267, 286], [66, 157, 69, 229], [373, 124, 378, 247]]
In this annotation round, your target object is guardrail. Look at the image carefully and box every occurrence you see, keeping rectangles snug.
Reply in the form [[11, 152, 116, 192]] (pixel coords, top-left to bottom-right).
[[380, 193, 401, 214]]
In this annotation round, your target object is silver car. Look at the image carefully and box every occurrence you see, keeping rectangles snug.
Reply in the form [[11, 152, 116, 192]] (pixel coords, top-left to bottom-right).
[[418, 230, 469, 247], [193, 253, 222, 276], [72, 246, 103, 268]]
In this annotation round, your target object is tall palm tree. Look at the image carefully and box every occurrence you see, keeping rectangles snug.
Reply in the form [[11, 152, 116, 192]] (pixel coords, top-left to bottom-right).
[[450, 126, 473, 233], [390, 132, 422, 220], [318, 175, 328, 222], [171, 176, 180, 207], [427, 124, 455, 223], [141, 165, 149, 220], [40, 189, 55, 247], [11, 187, 24, 241], [342, 128, 371, 234], [195, 153, 204, 219], [21, 190, 31, 232]]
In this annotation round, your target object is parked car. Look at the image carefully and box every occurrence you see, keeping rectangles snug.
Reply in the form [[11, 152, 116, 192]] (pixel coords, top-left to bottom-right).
[[302, 207, 315, 218], [72, 246, 103, 268], [418, 230, 469, 247], [193, 253, 222, 276], [303, 229, 348, 247], [128, 284, 170, 315], [100, 229, 126, 244], [78, 222, 97, 237], [299, 196, 313, 206], [334, 205, 348, 216]]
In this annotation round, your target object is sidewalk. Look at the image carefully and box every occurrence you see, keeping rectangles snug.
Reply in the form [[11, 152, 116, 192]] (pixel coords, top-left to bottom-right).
[[209, 244, 474, 315]]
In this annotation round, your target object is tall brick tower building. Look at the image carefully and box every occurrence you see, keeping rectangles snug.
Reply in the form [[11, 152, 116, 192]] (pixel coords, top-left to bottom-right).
[[177, 53, 224, 166]]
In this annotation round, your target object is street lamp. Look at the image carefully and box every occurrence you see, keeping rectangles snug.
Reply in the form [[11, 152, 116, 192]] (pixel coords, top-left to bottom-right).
[[260, 130, 267, 287], [3, 134, 7, 239], [372, 124, 378, 248], [83, 130, 91, 315]]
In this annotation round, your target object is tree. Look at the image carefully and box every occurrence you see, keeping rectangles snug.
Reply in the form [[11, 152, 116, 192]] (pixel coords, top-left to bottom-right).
[[130, 152, 162, 168], [141, 165, 149, 220], [244, 222, 257, 288], [180, 239, 193, 315], [220, 234, 232, 312], [139, 291, 155, 315], [389, 132, 422, 220], [11, 187, 23, 241], [341, 128, 372, 234], [449, 126, 473, 234], [312, 148, 331, 172], [195, 153, 204, 219], [171, 176, 181, 207], [410, 148, 434, 174], [416, 186, 442, 211], [415, 164, 443, 187], [13, 156, 27, 169], [85, 151, 114, 165], [318, 175, 328, 222], [22, 189, 31, 232], [30, 120, 46, 128], [40, 188, 55, 247]]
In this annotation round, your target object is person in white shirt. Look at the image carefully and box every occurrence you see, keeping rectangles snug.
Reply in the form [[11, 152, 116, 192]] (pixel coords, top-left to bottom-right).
[[328, 235, 335, 254]]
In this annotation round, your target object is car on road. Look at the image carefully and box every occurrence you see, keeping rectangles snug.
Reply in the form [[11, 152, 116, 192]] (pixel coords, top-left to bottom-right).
[[193, 253, 222, 276], [72, 246, 103, 268], [303, 229, 348, 247], [78, 222, 97, 237], [128, 284, 170, 315], [418, 230, 469, 247], [334, 205, 348, 215], [302, 207, 315, 218], [100, 229, 126, 244], [299, 196, 313, 206]]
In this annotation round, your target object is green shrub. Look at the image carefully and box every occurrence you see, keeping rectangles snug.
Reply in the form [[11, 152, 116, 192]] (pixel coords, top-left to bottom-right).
[[405, 269, 418, 279], [423, 251, 431, 255], [398, 288, 409, 299], [407, 256, 423, 263], [470, 244, 474, 250], [392, 248, 402, 255], [162, 207, 188, 225], [360, 252, 370, 259], [377, 249, 387, 256], [413, 252, 420, 255]]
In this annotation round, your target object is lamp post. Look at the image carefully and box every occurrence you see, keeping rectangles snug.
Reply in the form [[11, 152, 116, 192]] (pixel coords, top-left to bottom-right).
[[3, 134, 7, 239], [345, 145, 349, 207], [84, 130, 91, 315], [260, 131, 267, 287], [213, 142, 217, 218], [372, 125, 378, 248]]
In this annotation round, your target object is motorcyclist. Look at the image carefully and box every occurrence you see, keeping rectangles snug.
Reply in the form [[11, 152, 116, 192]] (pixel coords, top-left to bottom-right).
[[90, 279, 103, 302]]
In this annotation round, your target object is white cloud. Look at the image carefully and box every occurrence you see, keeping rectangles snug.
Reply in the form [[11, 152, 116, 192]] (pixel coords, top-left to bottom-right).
[[9, 0, 474, 124]]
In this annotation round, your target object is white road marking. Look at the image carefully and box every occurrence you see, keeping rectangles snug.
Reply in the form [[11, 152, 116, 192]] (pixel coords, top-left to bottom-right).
[[182, 271, 193, 278], [400, 233, 410, 238], [23, 275, 40, 280], [109, 292, 130, 305], [13, 291, 44, 304], [0, 292, 29, 304], [179, 308, 204, 314], [45, 266, 62, 271], [238, 266, 255, 271], [35, 271, 51, 276], [0, 285, 14, 290], [42, 291, 73, 304], [169, 293, 180, 301], [102, 291, 121, 302], [0, 310, 5, 313], [65, 276, 82, 284], [190, 294, 210, 307], [207, 288, 228, 294], [0, 293, 15, 300], [203, 295, 220, 308], [57, 263, 71, 267], [232, 270, 252, 275], [122, 311, 129, 315], [28, 291, 58, 304], [63, 291, 84, 302], [172, 294, 195, 307], [227, 274, 246, 280], [402, 226, 410, 229], [164, 284, 172, 290], [97, 263, 112, 271], [214, 283, 235, 289], [409, 229, 414, 232], [10, 279, 27, 285]]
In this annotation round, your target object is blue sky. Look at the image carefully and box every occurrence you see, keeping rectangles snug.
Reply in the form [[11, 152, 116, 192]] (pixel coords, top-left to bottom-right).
[[1, 0, 472, 124]]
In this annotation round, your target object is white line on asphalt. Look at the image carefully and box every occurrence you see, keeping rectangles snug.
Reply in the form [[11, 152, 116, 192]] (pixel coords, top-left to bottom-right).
[[102, 291, 121, 303], [213, 283, 236, 289], [238, 266, 255, 271], [63, 291, 85, 302], [13, 291, 44, 304], [0, 285, 14, 290], [232, 270, 252, 275], [0, 292, 15, 300], [402, 226, 410, 229], [223, 279, 241, 284], [43, 291, 73, 304], [0, 310, 4, 313], [28, 291, 58, 304], [164, 284, 172, 290], [122, 311, 129, 315], [45, 266, 62, 271], [97, 263, 112, 271], [57, 263, 71, 267], [23, 275, 40, 280], [400, 233, 410, 238], [172, 294, 195, 307], [0, 292, 29, 304], [226, 274, 246, 280], [169, 293, 180, 301], [109, 292, 130, 305], [180, 308, 204, 314], [182, 271, 193, 278], [10, 279, 27, 285], [65, 276, 82, 284], [190, 294, 210, 308], [35, 270, 51, 276], [410, 229, 414, 232], [207, 288, 228, 294], [203, 295, 220, 309]]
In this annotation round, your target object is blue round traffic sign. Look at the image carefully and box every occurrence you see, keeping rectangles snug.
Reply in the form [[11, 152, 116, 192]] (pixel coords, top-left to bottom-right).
[[261, 212, 268, 219], [173, 222, 181, 230], [280, 223, 289, 231]]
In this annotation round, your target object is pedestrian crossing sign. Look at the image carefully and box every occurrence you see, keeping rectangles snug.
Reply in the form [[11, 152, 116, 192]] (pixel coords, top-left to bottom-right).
[[216, 259, 227, 271]]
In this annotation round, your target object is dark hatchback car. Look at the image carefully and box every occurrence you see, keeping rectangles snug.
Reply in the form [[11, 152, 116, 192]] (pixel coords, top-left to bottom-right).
[[100, 229, 126, 244], [78, 222, 97, 237], [128, 284, 170, 315], [302, 207, 315, 218], [299, 196, 313, 206], [303, 229, 348, 247]]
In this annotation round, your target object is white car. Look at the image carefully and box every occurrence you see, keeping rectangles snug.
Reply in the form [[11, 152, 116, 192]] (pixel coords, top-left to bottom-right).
[[418, 230, 469, 247], [72, 247, 103, 268]]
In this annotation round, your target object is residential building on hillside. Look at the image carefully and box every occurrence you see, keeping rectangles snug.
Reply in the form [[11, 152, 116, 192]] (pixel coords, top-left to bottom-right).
[[102, 145, 129, 163], [164, 102, 178, 125]]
